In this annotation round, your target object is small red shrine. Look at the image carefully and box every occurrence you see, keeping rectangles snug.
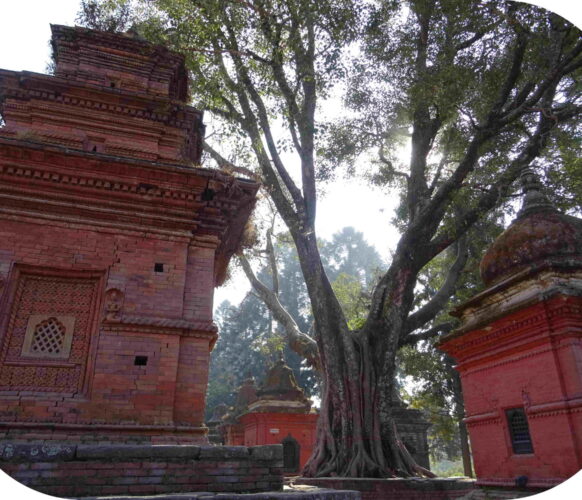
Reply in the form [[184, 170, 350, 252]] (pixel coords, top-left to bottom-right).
[[222, 358, 318, 473], [438, 169, 582, 488], [0, 25, 258, 443]]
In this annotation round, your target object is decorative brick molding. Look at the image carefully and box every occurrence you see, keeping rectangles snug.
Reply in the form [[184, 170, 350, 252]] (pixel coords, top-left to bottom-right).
[[0, 443, 284, 497], [0, 267, 103, 394]]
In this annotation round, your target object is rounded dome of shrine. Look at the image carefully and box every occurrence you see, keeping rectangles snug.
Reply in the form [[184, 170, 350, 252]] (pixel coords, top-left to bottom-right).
[[480, 170, 582, 286]]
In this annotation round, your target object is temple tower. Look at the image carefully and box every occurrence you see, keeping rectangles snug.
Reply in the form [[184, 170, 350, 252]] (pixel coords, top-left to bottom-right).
[[0, 25, 258, 444]]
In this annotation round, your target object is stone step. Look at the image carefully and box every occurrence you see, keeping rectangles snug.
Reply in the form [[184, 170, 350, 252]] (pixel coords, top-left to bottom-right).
[[78, 487, 361, 500]]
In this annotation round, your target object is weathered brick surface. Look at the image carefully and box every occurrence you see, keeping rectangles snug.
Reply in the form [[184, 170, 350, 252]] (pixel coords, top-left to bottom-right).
[[0, 443, 284, 497], [0, 24, 258, 444], [296, 478, 475, 500]]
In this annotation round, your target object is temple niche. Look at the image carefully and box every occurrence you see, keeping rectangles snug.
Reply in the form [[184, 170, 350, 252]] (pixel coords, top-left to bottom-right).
[[0, 25, 258, 444], [390, 388, 431, 471], [438, 170, 582, 489]]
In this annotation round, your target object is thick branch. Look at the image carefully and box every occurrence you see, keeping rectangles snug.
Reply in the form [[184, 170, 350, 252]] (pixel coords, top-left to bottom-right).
[[398, 322, 455, 348], [404, 237, 468, 335], [427, 103, 573, 259], [239, 254, 320, 370]]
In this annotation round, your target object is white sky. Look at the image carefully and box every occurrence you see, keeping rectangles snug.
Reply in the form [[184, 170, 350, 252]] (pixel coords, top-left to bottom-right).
[[0, 1, 580, 309]]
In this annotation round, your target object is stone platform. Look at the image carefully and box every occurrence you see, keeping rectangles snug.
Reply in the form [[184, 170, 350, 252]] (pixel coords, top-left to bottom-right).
[[79, 488, 361, 499], [294, 477, 475, 500], [0, 443, 284, 498]]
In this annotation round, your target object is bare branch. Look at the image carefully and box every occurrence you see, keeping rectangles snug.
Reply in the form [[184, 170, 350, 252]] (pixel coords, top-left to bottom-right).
[[203, 140, 261, 181], [455, 30, 487, 52], [266, 223, 279, 296], [379, 144, 410, 181], [239, 254, 320, 370]]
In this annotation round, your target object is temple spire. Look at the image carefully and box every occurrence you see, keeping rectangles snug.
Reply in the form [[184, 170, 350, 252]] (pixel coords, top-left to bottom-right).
[[518, 168, 555, 217]]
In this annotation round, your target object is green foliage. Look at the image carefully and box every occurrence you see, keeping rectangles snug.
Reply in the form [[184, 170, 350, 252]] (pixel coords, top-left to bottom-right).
[[321, 0, 581, 230], [431, 459, 466, 477], [77, 0, 133, 32], [399, 342, 462, 462]]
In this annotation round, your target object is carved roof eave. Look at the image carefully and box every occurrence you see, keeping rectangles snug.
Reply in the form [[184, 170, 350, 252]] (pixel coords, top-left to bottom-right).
[[437, 262, 582, 347], [244, 398, 312, 415], [0, 137, 260, 284], [450, 258, 582, 318]]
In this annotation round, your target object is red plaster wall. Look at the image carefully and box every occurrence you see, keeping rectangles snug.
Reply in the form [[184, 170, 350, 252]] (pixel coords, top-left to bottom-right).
[[239, 413, 318, 471], [445, 296, 582, 487]]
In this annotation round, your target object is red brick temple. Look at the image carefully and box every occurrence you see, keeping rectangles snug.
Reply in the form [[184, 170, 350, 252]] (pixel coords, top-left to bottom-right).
[[0, 25, 258, 444], [222, 357, 318, 473], [438, 169, 582, 489]]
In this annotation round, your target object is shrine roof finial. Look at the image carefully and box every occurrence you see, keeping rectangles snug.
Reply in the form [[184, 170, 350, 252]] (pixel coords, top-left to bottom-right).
[[518, 168, 555, 218], [479, 167, 582, 286]]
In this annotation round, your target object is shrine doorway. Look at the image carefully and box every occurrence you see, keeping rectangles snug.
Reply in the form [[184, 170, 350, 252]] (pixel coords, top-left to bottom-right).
[[282, 434, 300, 473]]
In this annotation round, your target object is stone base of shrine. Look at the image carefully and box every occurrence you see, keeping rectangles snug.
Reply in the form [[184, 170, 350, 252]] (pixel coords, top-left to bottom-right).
[[475, 476, 563, 489], [0, 442, 283, 497], [294, 477, 475, 500], [0, 422, 208, 444]]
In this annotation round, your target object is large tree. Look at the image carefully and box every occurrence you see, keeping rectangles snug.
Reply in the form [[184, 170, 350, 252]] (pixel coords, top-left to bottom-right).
[[79, 0, 582, 478], [207, 227, 383, 417]]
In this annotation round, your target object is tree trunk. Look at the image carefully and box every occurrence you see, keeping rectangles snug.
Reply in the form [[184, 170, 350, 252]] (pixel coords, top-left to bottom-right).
[[302, 326, 434, 478], [458, 419, 473, 478], [450, 363, 473, 477]]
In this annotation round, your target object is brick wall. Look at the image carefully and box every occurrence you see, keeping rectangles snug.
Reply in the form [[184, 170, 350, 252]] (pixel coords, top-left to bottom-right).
[[296, 477, 475, 500], [0, 443, 283, 497], [0, 217, 215, 435], [0, 219, 195, 319]]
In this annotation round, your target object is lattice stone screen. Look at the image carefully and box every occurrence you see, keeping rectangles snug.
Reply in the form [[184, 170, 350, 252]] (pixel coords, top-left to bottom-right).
[[0, 271, 100, 392], [22, 315, 75, 359]]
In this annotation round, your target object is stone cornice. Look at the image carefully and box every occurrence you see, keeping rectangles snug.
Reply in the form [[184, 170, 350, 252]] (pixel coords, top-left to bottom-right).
[[451, 263, 582, 319], [0, 137, 257, 237], [102, 314, 218, 340], [0, 69, 201, 130], [440, 298, 582, 370], [439, 270, 582, 346]]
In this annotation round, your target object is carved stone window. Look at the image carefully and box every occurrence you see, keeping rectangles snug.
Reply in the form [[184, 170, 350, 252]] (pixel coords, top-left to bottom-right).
[[21, 315, 75, 359]]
